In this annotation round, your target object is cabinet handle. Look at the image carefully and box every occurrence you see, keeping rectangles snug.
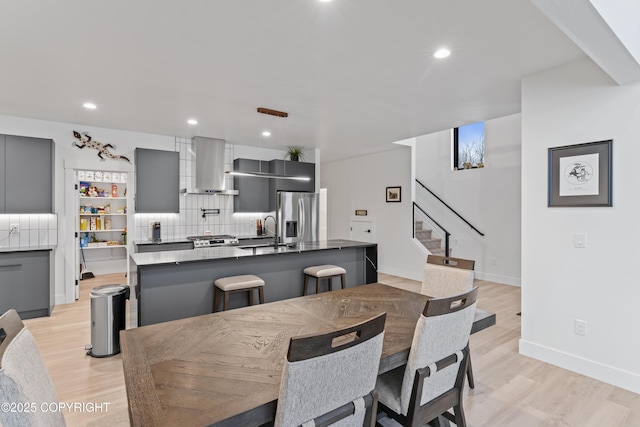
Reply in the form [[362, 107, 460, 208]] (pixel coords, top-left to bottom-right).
[[0, 264, 23, 268]]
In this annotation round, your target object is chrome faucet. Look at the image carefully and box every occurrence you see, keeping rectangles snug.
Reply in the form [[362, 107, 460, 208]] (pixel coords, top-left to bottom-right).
[[263, 215, 278, 247]]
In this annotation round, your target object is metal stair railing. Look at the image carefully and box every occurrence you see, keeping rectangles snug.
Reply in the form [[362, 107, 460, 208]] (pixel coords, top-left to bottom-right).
[[416, 178, 485, 237], [413, 202, 450, 257]]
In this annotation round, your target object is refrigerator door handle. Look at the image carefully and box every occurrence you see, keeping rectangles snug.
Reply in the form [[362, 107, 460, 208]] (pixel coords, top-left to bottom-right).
[[298, 197, 305, 242]]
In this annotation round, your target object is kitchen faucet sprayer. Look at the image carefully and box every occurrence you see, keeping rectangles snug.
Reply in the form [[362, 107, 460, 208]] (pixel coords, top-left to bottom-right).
[[263, 215, 277, 246]]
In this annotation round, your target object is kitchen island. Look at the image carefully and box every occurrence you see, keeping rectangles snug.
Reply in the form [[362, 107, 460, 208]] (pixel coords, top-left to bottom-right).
[[130, 239, 377, 326]]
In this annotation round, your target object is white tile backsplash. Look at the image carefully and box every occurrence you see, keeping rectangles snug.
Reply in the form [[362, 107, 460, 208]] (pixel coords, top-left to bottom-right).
[[0, 214, 58, 249], [133, 138, 272, 242], [29, 231, 39, 246]]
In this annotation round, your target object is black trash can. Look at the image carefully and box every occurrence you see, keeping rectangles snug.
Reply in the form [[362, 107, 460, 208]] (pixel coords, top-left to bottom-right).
[[86, 284, 130, 357]]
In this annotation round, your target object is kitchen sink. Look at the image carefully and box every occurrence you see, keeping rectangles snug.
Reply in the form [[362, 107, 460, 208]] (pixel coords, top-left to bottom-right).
[[239, 243, 290, 254]]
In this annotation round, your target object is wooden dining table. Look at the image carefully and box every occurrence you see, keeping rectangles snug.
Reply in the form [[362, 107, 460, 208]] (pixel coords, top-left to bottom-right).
[[121, 282, 495, 427]]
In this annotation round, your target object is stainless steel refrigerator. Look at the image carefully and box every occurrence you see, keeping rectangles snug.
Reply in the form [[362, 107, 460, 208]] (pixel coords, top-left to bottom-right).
[[276, 191, 319, 245]]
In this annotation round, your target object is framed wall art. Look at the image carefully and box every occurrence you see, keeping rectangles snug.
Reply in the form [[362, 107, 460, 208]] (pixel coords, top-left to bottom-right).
[[548, 139, 612, 207], [386, 186, 401, 203]]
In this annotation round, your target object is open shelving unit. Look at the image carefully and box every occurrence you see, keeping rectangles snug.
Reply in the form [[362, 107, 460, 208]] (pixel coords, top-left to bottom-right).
[[75, 170, 129, 291]]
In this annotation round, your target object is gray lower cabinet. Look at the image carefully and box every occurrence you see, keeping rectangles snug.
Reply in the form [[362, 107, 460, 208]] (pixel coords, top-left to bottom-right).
[[1, 134, 54, 213], [0, 251, 51, 319], [136, 242, 194, 253], [233, 159, 270, 212], [135, 148, 179, 213]]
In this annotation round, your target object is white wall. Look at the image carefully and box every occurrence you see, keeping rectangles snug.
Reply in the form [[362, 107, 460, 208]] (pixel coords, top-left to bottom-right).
[[520, 58, 640, 393], [415, 114, 522, 286], [322, 146, 426, 280]]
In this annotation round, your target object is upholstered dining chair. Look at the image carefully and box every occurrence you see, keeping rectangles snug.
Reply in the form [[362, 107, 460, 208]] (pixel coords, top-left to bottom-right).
[[375, 288, 479, 427], [421, 254, 475, 298], [0, 309, 66, 427], [274, 312, 386, 427], [421, 254, 476, 389]]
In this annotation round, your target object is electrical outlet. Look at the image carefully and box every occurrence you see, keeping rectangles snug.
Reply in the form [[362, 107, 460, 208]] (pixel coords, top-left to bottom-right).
[[574, 319, 587, 336], [574, 233, 587, 248], [10, 223, 19, 233]]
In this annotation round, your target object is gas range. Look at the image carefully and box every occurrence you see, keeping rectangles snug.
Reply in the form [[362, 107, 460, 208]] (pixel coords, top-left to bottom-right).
[[186, 235, 239, 248]]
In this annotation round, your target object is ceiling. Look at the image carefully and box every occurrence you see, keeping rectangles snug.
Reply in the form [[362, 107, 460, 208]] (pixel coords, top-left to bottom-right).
[[0, 0, 613, 163]]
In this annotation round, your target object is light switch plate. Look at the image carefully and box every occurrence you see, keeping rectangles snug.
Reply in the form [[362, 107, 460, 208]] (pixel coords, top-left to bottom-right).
[[574, 233, 587, 248]]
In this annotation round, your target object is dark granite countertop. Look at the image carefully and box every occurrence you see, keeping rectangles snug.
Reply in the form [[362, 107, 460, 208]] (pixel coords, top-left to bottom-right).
[[0, 245, 56, 253], [130, 239, 376, 267], [135, 235, 275, 246], [134, 238, 192, 246]]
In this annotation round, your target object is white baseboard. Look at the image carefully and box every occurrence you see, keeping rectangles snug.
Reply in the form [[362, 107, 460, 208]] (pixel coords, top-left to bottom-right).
[[55, 293, 68, 305], [475, 271, 521, 287], [519, 339, 640, 394], [380, 261, 521, 286], [378, 267, 422, 282]]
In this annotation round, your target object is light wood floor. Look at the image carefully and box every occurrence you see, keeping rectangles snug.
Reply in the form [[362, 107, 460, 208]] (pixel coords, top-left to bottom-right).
[[23, 273, 640, 426]]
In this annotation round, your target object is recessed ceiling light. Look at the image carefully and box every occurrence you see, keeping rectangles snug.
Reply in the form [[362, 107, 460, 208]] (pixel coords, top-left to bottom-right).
[[318, 0, 333, 2], [187, 119, 198, 125], [83, 102, 97, 110], [434, 48, 451, 59], [262, 131, 271, 137]]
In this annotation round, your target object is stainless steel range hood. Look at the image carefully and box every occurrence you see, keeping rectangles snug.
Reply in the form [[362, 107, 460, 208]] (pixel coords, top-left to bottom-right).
[[180, 136, 238, 195]]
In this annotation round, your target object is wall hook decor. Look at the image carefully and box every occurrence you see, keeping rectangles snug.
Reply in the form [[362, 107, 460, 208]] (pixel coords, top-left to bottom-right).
[[72, 130, 131, 163]]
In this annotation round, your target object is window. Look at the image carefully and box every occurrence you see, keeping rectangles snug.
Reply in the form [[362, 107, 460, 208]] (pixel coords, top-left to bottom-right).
[[453, 121, 484, 169]]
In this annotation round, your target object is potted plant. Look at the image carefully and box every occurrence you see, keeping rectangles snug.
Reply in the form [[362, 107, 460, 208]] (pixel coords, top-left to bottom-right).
[[286, 146, 304, 162]]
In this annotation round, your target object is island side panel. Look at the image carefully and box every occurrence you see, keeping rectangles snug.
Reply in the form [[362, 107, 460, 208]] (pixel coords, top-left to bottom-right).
[[135, 246, 376, 326]]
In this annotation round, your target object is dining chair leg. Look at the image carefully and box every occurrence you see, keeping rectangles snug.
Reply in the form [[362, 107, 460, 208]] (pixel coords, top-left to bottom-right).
[[303, 275, 309, 296], [467, 351, 475, 389], [340, 273, 346, 289], [258, 287, 264, 304], [454, 403, 467, 427]]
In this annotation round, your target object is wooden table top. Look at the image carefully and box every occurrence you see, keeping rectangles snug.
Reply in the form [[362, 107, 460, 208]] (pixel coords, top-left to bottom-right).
[[121, 283, 495, 427]]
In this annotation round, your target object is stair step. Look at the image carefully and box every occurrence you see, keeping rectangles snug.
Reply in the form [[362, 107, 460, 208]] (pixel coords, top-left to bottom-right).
[[430, 247, 447, 256], [415, 220, 424, 231], [418, 237, 442, 249], [415, 229, 432, 239]]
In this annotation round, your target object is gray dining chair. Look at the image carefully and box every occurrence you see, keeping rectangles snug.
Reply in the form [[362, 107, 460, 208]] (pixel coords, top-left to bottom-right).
[[376, 288, 478, 427], [421, 254, 475, 298], [0, 309, 66, 427], [274, 313, 386, 427], [421, 254, 477, 389]]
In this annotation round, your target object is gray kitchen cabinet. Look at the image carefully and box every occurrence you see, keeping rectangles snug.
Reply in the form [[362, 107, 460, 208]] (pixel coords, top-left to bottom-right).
[[0, 250, 51, 319], [136, 242, 194, 253], [233, 158, 270, 212], [135, 148, 179, 213], [268, 159, 315, 211], [2, 135, 54, 213]]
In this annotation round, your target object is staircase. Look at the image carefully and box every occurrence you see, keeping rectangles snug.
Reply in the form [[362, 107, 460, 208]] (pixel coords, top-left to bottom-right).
[[415, 221, 447, 256]]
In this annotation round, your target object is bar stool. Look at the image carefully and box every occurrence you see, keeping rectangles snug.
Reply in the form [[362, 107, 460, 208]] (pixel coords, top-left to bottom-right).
[[214, 274, 265, 312], [303, 265, 346, 295]]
